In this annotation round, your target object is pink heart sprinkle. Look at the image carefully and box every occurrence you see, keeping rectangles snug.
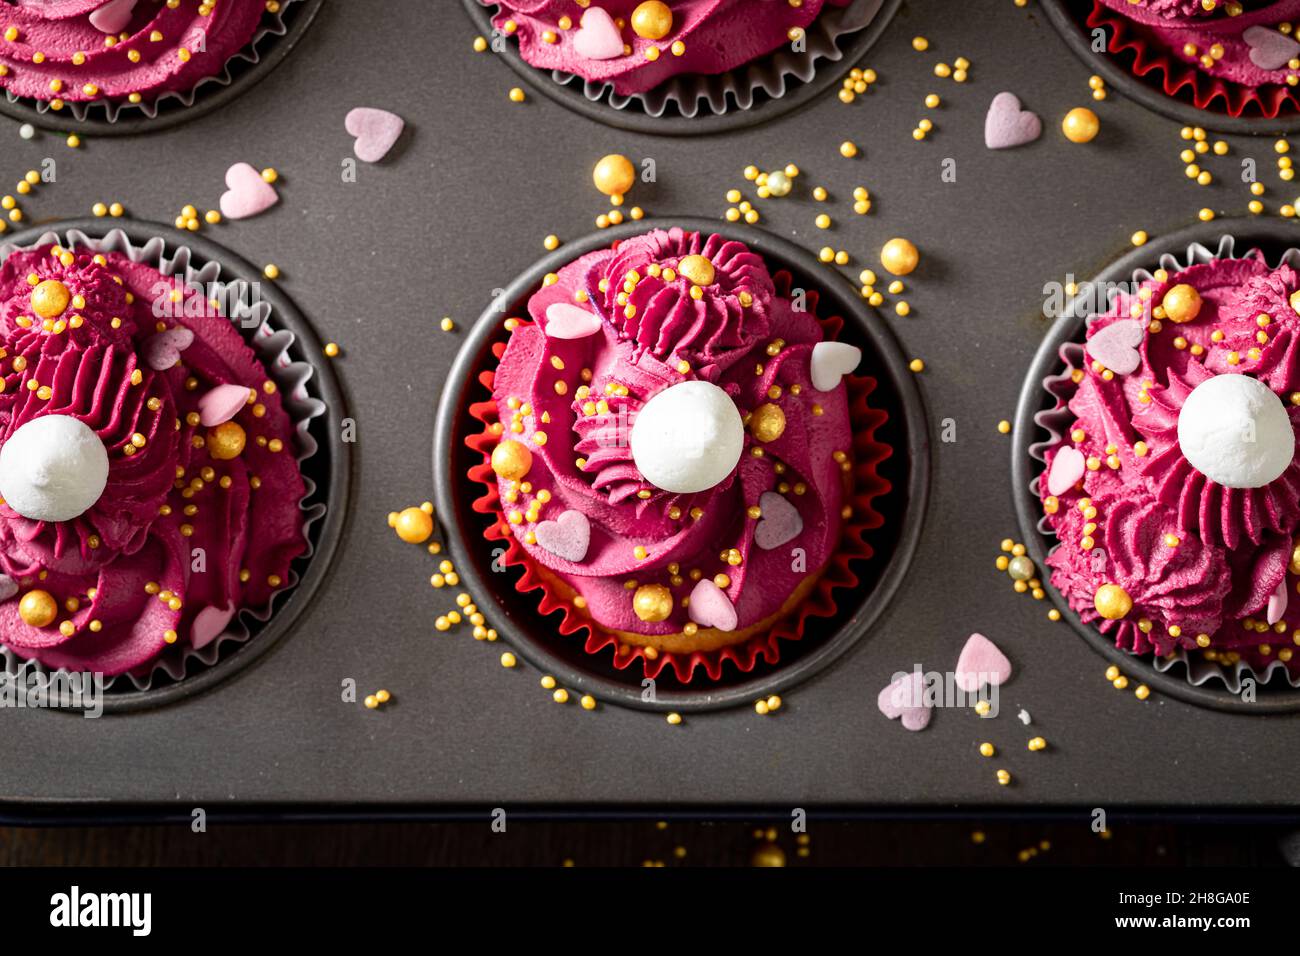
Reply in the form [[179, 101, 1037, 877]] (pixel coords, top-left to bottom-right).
[[954, 633, 1012, 693], [198, 383, 253, 427], [753, 491, 803, 551], [143, 327, 194, 371], [544, 302, 602, 340], [1087, 318, 1145, 376], [572, 6, 624, 60], [192, 604, 234, 650], [1268, 578, 1289, 626], [89, 0, 137, 35], [688, 579, 738, 632], [1245, 26, 1300, 71], [219, 162, 279, 221], [533, 509, 590, 563], [345, 107, 405, 163], [1047, 446, 1086, 497], [877, 671, 931, 731], [984, 91, 1042, 150]]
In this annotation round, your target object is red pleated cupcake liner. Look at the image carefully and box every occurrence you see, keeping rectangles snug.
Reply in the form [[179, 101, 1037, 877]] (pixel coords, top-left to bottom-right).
[[465, 267, 893, 685], [1088, 0, 1300, 119]]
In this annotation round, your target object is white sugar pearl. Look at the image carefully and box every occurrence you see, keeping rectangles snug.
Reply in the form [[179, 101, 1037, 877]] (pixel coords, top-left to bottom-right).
[[630, 381, 743, 494], [1178, 374, 1294, 488], [0, 415, 109, 521]]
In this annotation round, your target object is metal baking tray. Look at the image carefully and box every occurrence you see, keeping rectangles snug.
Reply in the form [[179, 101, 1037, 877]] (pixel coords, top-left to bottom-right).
[[3, 0, 1299, 822]]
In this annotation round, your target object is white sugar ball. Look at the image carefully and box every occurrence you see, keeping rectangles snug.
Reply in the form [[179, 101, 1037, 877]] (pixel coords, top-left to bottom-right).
[[0, 415, 109, 522], [18, 124, 34, 141], [1178, 375, 1294, 489], [630, 381, 743, 494]]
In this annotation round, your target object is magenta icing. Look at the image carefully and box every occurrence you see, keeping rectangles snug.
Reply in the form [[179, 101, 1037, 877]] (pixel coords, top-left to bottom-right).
[[0, 0, 268, 105], [481, 0, 854, 96], [1040, 251, 1300, 668], [0, 244, 306, 676], [489, 228, 853, 638], [1096, 0, 1300, 89]]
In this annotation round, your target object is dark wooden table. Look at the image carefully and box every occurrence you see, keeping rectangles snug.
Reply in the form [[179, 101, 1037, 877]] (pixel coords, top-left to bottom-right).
[[0, 821, 1287, 866]]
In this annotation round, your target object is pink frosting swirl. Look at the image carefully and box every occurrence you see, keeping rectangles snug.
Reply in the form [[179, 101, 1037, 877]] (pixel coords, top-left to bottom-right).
[[489, 228, 854, 640], [0, 0, 268, 105], [1041, 251, 1300, 668], [482, 0, 854, 96], [0, 244, 307, 676]]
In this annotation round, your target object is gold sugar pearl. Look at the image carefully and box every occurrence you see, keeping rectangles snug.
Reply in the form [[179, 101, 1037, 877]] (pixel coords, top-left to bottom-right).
[[748, 402, 786, 443], [1162, 283, 1202, 324], [1061, 107, 1100, 144], [206, 422, 246, 461], [18, 589, 57, 628], [631, 1, 673, 40], [593, 154, 635, 197], [632, 583, 673, 623], [394, 506, 434, 544], [880, 237, 919, 276]]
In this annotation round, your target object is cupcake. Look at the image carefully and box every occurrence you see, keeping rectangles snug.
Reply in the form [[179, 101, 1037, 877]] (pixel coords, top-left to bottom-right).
[[0, 0, 289, 117], [0, 240, 307, 679], [1038, 247, 1300, 677], [1087, 0, 1300, 118], [468, 227, 890, 682], [482, 1, 856, 95], [475, 0, 887, 120]]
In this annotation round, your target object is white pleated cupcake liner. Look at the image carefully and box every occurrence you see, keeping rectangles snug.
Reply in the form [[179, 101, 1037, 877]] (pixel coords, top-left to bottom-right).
[[2, 0, 299, 124], [1030, 234, 1300, 695], [485, 0, 885, 119], [0, 226, 327, 693]]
